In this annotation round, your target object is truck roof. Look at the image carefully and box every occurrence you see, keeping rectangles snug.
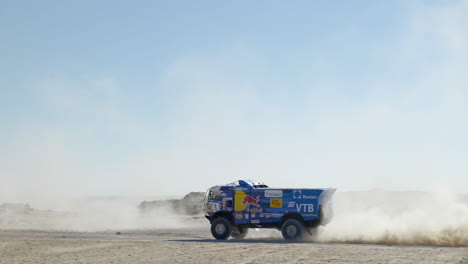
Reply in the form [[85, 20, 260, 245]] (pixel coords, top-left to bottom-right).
[[215, 180, 335, 192], [224, 180, 269, 188]]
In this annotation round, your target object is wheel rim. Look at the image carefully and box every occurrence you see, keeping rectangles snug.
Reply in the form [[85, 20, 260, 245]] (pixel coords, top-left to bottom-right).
[[286, 225, 297, 237], [215, 223, 226, 234]]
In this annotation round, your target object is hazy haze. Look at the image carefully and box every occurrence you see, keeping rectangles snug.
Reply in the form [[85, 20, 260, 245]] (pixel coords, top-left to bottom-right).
[[1, 1, 467, 199]]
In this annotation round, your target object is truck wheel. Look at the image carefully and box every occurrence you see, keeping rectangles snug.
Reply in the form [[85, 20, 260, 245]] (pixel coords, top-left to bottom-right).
[[231, 227, 248, 239], [281, 219, 304, 241], [211, 218, 232, 240]]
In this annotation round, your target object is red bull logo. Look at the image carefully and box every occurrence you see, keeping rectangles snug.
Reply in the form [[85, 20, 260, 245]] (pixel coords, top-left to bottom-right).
[[234, 190, 260, 211], [242, 195, 260, 207]]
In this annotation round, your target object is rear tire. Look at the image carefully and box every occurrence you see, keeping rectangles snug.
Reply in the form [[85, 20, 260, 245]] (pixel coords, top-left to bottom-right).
[[211, 218, 232, 240], [231, 226, 248, 239], [281, 219, 304, 241]]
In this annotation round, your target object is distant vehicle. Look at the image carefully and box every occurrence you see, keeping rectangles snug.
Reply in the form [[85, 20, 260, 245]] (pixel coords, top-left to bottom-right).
[[203, 180, 336, 241]]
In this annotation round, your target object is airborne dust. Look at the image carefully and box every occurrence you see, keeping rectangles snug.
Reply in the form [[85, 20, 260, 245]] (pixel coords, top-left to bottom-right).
[[315, 190, 468, 246], [1, 190, 467, 247]]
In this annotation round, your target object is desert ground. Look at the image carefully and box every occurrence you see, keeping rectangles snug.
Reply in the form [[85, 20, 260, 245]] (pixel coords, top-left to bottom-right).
[[1, 228, 467, 264]]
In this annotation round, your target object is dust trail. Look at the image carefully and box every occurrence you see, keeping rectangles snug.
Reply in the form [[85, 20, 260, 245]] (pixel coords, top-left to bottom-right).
[[0, 196, 204, 231], [315, 190, 468, 246]]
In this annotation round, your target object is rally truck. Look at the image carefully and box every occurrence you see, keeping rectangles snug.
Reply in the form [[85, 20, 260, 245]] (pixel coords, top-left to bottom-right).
[[203, 180, 336, 241]]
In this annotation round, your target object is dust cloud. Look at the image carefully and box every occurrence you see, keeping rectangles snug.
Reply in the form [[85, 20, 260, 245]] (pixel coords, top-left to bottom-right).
[[0, 196, 204, 231], [315, 190, 468, 246], [2, 190, 468, 247], [243, 190, 468, 246]]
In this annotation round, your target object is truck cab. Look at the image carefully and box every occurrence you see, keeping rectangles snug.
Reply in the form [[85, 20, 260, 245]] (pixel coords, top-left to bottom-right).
[[203, 180, 335, 240]]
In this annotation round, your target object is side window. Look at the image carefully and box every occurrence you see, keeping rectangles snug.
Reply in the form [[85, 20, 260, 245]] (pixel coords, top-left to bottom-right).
[[208, 190, 222, 200]]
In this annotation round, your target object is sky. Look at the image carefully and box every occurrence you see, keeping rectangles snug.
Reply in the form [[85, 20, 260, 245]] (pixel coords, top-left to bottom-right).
[[1, 0, 467, 198]]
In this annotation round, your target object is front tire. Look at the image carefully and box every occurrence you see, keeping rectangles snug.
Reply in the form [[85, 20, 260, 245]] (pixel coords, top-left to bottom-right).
[[281, 219, 304, 241], [211, 218, 232, 240], [231, 226, 248, 239]]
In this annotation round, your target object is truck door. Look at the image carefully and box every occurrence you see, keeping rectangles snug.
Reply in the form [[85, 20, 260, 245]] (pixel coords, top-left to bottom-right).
[[220, 190, 234, 212], [233, 188, 258, 224], [248, 189, 264, 224]]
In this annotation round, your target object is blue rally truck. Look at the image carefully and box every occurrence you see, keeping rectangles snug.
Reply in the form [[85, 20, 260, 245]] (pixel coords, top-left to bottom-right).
[[203, 180, 336, 241]]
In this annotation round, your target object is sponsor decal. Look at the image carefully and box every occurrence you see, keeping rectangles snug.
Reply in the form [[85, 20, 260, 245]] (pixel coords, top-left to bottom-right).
[[293, 190, 301, 199], [301, 214, 318, 217], [260, 213, 272, 218], [245, 214, 249, 219], [242, 195, 260, 207], [222, 198, 232, 210], [222, 198, 233, 210], [235, 212, 243, 220], [295, 203, 314, 213], [302, 195, 317, 199], [270, 198, 283, 208], [251, 220, 260, 224], [260, 213, 282, 218], [234, 191, 260, 211], [207, 202, 221, 212], [287, 201, 295, 208], [250, 207, 263, 213], [265, 190, 283, 198]]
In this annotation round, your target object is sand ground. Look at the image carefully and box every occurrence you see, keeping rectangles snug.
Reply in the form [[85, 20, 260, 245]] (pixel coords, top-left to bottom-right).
[[0, 228, 467, 264]]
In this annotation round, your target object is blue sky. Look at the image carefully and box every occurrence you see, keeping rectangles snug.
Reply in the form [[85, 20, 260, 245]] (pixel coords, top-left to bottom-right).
[[1, 1, 467, 197]]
